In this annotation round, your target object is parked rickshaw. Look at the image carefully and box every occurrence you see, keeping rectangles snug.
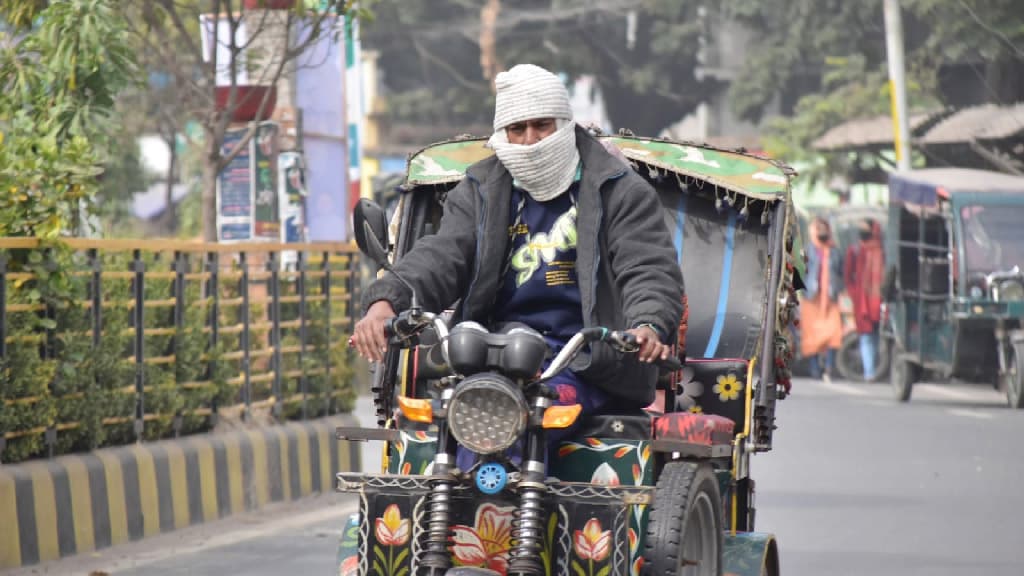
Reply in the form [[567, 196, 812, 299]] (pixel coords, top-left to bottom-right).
[[337, 131, 804, 575], [883, 168, 1024, 407]]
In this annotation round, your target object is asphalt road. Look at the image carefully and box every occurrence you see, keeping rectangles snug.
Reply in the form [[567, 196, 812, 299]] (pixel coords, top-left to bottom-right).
[[8, 382, 1024, 576]]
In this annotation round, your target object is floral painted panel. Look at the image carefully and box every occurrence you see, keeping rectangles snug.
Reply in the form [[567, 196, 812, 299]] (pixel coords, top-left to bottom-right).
[[551, 439, 652, 575], [386, 429, 437, 475]]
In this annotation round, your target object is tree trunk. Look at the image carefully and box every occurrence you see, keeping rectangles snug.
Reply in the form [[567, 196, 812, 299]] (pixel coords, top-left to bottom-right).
[[479, 0, 501, 86], [202, 136, 220, 242], [158, 141, 179, 235]]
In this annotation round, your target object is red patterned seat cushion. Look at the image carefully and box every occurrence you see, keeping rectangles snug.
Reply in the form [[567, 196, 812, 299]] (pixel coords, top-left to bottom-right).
[[652, 413, 735, 446]]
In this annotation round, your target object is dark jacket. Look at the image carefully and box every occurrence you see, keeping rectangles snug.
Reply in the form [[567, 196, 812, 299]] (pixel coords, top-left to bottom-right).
[[362, 127, 684, 406]]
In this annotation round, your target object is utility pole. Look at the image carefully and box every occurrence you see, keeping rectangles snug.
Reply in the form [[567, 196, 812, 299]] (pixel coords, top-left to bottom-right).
[[883, 0, 912, 171]]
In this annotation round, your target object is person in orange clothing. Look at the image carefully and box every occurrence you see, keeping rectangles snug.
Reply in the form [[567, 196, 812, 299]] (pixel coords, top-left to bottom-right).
[[800, 217, 844, 381]]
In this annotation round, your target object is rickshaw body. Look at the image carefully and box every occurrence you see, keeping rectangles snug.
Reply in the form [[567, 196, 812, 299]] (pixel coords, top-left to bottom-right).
[[336, 134, 802, 575], [883, 168, 1024, 407]]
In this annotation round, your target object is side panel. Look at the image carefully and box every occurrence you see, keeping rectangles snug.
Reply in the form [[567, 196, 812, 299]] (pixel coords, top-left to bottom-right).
[[337, 474, 648, 576]]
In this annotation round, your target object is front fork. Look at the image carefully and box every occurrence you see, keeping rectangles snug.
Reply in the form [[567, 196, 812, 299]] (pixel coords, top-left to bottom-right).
[[508, 395, 551, 576], [421, 389, 457, 575], [420, 391, 552, 576]]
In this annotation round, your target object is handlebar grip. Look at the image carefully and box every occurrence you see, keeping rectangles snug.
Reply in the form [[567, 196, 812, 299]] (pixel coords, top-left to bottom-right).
[[658, 355, 684, 372], [384, 317, 397, 339]]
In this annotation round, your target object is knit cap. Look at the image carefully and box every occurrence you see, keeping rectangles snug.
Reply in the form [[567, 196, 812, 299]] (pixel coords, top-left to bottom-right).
[[492, 64, 573, 130]]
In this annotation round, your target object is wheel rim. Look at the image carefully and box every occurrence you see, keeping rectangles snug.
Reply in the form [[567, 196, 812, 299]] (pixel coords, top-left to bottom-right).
[[680, 491, 718, 575]]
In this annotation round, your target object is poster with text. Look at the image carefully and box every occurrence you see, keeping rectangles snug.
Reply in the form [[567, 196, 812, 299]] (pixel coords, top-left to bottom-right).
[[216, 126, 253, 242]]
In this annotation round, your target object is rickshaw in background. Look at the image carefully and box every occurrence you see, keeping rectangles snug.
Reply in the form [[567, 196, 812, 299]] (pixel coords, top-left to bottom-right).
[[336, 131, 804, 575], [883, 168, 1024, 407], [792, 204, 889, 382]]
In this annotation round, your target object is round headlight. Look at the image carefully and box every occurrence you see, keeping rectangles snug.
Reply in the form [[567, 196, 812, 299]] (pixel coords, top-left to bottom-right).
[[447, 374, 528, 455], [999, 280, 1024, 302]]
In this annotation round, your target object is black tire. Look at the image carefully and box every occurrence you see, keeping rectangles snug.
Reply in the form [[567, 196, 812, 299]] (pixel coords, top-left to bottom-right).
[[890, 342, 918, 402], [642, 461, 723, 576], [1004, 341, 1024, 409], [836, 332, 890, 382]]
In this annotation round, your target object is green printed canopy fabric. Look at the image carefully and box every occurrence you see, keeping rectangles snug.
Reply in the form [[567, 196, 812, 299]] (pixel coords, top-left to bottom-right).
[[406, 136, 792, 200]]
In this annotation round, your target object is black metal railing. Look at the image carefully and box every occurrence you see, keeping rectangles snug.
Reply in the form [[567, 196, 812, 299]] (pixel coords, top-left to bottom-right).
[[0, 238, 360, 463]]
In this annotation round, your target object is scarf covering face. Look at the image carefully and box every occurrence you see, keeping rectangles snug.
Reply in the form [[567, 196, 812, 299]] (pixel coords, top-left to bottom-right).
[[486, 64, 579, 202]]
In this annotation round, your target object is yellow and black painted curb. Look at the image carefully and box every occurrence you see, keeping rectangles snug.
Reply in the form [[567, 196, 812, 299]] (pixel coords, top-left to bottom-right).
[[0, 415, 360, 569]]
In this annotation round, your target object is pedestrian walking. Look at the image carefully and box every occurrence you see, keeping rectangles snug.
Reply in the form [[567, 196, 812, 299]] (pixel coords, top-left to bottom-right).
[[800, 217, 843, 381], [845, 218, 885, 380]]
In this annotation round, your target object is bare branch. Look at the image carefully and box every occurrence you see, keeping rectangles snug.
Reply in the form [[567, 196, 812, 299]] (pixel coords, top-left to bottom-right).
[[411, 36, 490, 93]]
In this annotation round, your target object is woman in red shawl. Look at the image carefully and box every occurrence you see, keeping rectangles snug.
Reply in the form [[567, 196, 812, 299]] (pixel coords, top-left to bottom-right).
[[844, 219, 885, 379]]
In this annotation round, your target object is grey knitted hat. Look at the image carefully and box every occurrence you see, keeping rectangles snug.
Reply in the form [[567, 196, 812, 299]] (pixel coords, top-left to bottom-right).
[[492, 64, 573, 131]]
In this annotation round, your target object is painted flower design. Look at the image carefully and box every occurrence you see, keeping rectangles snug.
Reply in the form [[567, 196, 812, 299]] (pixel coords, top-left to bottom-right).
[[688, 404, 704, 414], [451, 504, 516, 572], [374, 504, 410, 546], [574, 518, 611, 562], [713, 373, 743, 402], [338, 554, 358, 576], [590, 463, 621, 486]]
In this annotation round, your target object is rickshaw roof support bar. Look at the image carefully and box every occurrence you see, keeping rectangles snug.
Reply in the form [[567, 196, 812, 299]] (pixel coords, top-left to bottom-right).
[[755, 199, 787, 450]]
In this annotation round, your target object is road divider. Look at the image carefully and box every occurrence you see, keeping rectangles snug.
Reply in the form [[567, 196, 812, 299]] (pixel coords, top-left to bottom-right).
[[0, 415, 360, 570]]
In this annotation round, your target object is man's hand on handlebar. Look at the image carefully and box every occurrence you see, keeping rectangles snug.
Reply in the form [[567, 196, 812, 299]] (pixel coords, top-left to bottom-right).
[[353, 300, 396, 363], [626, 325, 670, 364]]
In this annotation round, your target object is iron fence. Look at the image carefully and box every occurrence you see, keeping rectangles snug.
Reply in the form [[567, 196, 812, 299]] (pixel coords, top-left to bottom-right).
[[0, 238, 361, 463]]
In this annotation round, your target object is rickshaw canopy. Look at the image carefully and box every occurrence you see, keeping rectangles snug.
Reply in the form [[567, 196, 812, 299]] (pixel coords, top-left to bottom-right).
[[406, 135, 794, 201], [888, 168, 1024, 207]]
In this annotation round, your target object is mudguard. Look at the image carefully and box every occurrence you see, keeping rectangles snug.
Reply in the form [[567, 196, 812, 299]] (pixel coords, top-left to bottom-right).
[[724, 531, 779, 576]]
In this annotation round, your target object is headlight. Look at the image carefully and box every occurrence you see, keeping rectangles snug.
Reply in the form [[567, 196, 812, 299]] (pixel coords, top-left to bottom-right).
[[447, 374, 528, 455], [998, 280, 1024, 302]]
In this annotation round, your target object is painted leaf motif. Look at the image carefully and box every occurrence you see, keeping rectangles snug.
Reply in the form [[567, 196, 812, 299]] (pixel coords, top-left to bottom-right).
[[558, 443, 584, 457], [614, 446, 632, 459]]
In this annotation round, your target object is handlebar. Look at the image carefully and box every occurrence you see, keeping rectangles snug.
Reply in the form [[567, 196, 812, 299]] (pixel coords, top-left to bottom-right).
[[539, 327, 682, 381]]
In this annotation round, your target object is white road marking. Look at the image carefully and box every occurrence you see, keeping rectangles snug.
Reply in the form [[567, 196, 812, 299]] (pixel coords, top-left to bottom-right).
[[819, 380, 872, 397], [916, 384, 987, 402], [946, 408, 995, 420]]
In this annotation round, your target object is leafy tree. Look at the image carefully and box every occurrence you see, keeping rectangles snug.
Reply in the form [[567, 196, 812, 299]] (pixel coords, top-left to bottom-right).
[[364, 0, 720, 136], [722, 0, 1024, 163], [119, 0, 370, 242], [0, 0, 139, 237]]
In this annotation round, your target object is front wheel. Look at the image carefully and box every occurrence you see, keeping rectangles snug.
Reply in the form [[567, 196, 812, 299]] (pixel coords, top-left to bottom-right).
[[890, 341, 919, 402], [836, 332, 890, 382], [1003, 341, 1024, 409], [642, 461, 723, 576]]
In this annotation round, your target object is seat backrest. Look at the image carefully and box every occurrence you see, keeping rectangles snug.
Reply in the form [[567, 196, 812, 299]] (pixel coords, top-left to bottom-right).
[[684, 358, 750, 435]]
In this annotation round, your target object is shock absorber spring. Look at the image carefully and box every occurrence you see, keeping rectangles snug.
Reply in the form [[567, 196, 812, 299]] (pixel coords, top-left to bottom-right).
[[508, 481, 546, 575], [420, 477, 453, 571]]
